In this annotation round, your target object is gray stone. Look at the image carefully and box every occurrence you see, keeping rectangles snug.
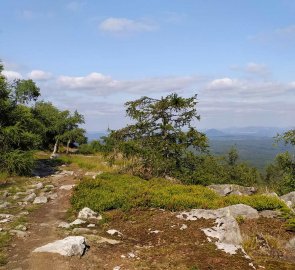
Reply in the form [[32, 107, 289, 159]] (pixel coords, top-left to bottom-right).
[[33, 236, 88, 256], [220, 204, 259, 219], [2, 191, 9, 198], [70, 219, 86, 226], [58, 222, 71, 229], [107, 229, 122, 236], [85, 171, 102, 179], [35, 182, 43, 189], [208, 184, 257, 196], [23, 193, 36, 202], [15, 224, 27, 231], [60, 170, 74, 176], [33, 196, 48, 204], [259, 210, 280, 218], [50, 153, 60, 159], [9, 230, 28, 238], [46, 193, 58, 200], [72, 228, 94, 234], [286, 237, 295, 250], [0, 202, 10, 209], [281, 191, 295, 208], [78, 207, 102, 220], [59, 185, 75, 190]]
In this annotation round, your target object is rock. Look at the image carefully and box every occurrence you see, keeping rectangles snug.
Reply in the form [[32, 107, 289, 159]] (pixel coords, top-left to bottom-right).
[[113, 266, 121, 270], [72, 228, 94, 234], [85, 171, 103, 179], [33, 196, 48, 204], [45, 184, 54, 189], [89, 235, 120, 245], [15, 224, 27, 231], [0, 202, 10, 209], [281, 191, 295, 208], [177, 207, 249, 255], [35, 182, 43, 189], [46, 193, 58, 200], [107, 229, 122, 236], [23, 193, 36, 202], [33, 236, 88, 256], [286, 237, 295, 250], [9, 230, 28, 238], [2, 191, 9, 198], [70, 219, 86, 226], [58, 222, 71, 229], [87, 224, 96, 228], [128, 252, 136, 258], [60, 170, 74, 176], [208, 184, 257, 196], [78, 207, 102, 220], [50, 153, 60, 159], [0, 218, 10, 223], [259, 210, 280, 218], [219, 204, 259, 219], [180, 224, 188, 230], [59, 185, 75, 190]]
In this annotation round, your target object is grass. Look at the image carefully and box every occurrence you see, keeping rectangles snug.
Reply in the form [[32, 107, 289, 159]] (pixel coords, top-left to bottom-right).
[[71, 172, 288, 213], [0, 233, 11, 266], [58, 154, 121, 172]]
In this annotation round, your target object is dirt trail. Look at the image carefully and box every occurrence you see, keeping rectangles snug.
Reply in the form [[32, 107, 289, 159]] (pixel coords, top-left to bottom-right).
[[6, 174, 78, 270]]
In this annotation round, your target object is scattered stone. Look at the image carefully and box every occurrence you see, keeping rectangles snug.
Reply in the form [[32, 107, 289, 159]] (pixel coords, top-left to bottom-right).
[[259, 210, 280, 218], [59, 185, 75, 191], [128, 252, 136, 258], [87, 235, 120, 245], [45, 185, 54, 189], [70, 219, 86, 226], [9, 230, 28, 238], [33, 196, 48, 204], [180, 224, 188, 230], [208, 184, 257, 196], [33, 236, 88, 256], [107, 229, 122, 236], [19, 211, 29, 216], [87, 224, 96, 228], [50, 153, 60, 159], [149, 230, 161, 234], [23, 193, 36, 203], [60, 170, 74, 176], [281, 191, 295, 208], [15, 224, 27, 231], [72, 228, 94, 234], [58, 222, 71, 229], [46, 193, 58, 200], [0, 219, 10, 223], [113, 266, 121, 270], [0, 202, 10, 209], [2, 191, 9, 198], [286, 237, 295, 250], [35, 182, 43, 189], [78, 207, 102, 220]]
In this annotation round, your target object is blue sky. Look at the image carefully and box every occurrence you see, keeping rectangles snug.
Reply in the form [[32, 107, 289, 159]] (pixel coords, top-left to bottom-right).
[[1, 0, 295, 131]]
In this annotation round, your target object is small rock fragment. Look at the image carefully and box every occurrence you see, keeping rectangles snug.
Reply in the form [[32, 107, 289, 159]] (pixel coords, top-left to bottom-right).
[[78, 207, 102, 220], [59, 185, 75, 191], [33, 196, 48, 204]]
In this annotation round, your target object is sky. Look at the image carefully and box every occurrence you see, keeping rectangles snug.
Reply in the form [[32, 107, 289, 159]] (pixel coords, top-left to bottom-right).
[[0, 0, 295, 131]]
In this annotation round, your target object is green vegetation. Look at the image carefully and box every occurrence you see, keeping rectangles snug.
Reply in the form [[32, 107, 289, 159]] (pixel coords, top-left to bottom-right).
[[71, 173, 286, 212], [0, 62, 86, 176]]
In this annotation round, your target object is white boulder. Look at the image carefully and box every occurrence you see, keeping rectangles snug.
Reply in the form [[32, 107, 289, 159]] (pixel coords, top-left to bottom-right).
[[33, 196, 48, 204], [33, 236, 88, 256], [78, 207, 102, 220]]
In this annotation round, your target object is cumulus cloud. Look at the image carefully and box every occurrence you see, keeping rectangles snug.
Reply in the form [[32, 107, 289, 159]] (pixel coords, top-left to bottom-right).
[[231, 62, 270, 77], [28, 70, 52, 81], [2, 70, 23, 80], [56, 72, 200, 95], [99, 17, 156, 34]]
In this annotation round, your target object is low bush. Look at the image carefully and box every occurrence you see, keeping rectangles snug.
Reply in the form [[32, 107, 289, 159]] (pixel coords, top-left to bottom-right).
[[0, 150, 34, 176], [71, 173, 287, 212]]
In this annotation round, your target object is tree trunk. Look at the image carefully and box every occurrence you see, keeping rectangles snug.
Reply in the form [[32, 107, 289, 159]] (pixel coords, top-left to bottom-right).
[[52, 138, 59, 155], [66, 139, 71, 154]]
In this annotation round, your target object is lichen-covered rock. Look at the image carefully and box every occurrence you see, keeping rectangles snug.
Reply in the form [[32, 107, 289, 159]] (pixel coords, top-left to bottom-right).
[[219, 204, 259, 219], [281, 191, 295, 208], [23, 192, 37, 202], [78, 207, 102, 220], [33, 196, 48, 204], [33, 236, 88, 256], [208, 184, 257, 196]]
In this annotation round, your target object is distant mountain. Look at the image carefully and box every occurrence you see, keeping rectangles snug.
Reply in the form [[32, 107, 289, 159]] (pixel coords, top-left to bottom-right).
[[86, 131, 108, 142], [204, 126, 291, 138], [205, 129, 226, 137]]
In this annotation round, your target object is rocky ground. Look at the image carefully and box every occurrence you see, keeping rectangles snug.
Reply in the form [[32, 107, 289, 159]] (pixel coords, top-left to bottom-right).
[[0, 156, 295, 270]]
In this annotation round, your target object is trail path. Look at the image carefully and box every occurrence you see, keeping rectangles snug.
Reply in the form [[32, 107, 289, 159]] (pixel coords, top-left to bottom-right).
[[6, 172, 81, 270]]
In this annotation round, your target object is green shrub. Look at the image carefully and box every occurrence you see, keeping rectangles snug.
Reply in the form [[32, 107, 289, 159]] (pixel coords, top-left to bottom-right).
[[0, 150, 34, 175], [71, 173, 287, 213]]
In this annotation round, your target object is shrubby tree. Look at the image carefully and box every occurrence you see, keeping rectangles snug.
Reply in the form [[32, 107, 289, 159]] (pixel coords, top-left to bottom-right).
[[108, 93, 208, 177]]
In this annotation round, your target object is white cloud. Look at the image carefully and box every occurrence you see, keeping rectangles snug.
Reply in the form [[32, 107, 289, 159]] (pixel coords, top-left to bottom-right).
[[207, 78, 239, 91], [56, 72, 200, 96], [28, 70, 52, 81], [99, 17, 156, 34], [245, 62, 270, 76], [2, 70, 23, 80]]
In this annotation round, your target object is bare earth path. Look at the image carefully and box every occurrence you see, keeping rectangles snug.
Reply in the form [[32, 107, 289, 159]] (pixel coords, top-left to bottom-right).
[[6, 173, 80, 270]]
